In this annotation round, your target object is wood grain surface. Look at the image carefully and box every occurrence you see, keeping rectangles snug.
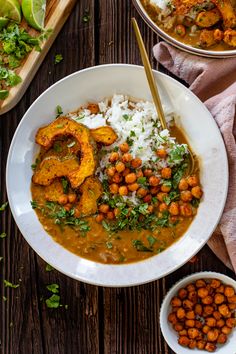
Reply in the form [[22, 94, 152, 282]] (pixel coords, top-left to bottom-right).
[[0, 1, 235, 354]]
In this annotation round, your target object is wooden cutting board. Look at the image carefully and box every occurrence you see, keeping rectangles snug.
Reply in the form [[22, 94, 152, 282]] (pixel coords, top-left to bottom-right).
[[0, 0, 77, 115]]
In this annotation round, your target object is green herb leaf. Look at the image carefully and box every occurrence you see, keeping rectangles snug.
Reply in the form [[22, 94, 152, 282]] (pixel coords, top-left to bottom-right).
[[147, 235, 157, 247], [106, 241, 113, 249], [61, 178, 69, 194], [45, 294, 61, 308], [45, 264, 54, 272], [4, 280, 19, 288], [0, 202, 8, 211], [46, 283, 59, 294], [82, 10, 91, 23], [54, 54, 63, 64], [56, 105, 63, 118], [0, 90, 9, 100], [0, 232, 7, 239], [31, 200, 38, 209], [132, 239, 153, 252]]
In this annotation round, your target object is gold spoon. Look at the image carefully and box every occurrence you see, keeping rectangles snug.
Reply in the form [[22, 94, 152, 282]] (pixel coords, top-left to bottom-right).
[[131, 17, 194, 175]]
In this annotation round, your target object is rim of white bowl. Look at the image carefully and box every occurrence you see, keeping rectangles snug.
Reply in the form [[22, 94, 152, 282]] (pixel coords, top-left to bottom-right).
[[160, 271, 236, 354], [132, 0, 236, 58], [6, 64, 229, 287]]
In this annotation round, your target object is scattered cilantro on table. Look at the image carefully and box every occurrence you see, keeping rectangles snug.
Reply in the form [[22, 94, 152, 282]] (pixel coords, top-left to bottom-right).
[[54, 54, 63, 64], [0, 232, 7, 239], [4, 280, 20, 288]]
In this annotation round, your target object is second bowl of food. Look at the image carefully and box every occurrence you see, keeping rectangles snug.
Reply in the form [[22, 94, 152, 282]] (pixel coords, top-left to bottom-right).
[[6, 64, 228, 286], [133, 0, 236, 58]]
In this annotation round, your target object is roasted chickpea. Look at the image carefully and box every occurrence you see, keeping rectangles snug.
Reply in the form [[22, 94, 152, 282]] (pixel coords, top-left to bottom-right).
[[106, 166, 116, 177], [150, 186, 159, 195], [202, 325, 210, 334], [123, 167, 131, 177], [159, 203, 168, 212], [157, 192, 167, 202], [180, 203, 193, 217], [205, 317, 216, 328], [224, 286, 235, 298], [174, 323, 184, 332], [210, 279, 221, 289], [183, 299, 194, 310], [68, 193, 77, 203], [95, 214, 104, 223], [188, 291, 198, 303], [127, 183, 139, 192], [112, 173, 122, 184], [125, 173, 136, 184], [143, 195, 151, 204], [143, 169, 153, 177], [131, 158, 142, 169], [195, 320, 203, 329], [58, 194, 68, 205], [216, 285, 225, 293], [109, 152, 119, 162], [213, 311, 222, 320], [99, 204, 109, 213], [197, 287, 209, 298], [169, 202, 179, 216], [216, 319, 225, 328], [197, 340, 206, 349], [171, 297, 182, 307], [195, 279, 206, 288], [202, 296, 213, 305], [185, 319, 195, 327], [229, 303, 236, 310], [156, 149, 167, 158], [168, 312, 178, 324], [116, 161, 125, 173], [178, 336, 190, 347], [204, 306, 214, 316], [179, 329, 187, 336], [226, 318, 236, 328], [205, 342, 216, 352], [181, 190, 193, 202], [188, 328, 199, 339], [119, 186, 128, 196], [107, 211, 114, 220], [195, 304, 203, 316], [175, 24, 186, 37], [147, 205, 154, 213], [191, 186, 203, 199], [187, 175, 199, 187], [188, 339, 197, 349], [178, 178, 189, 191], [136, 188, 148, 198], [178, 288, 188, 300], [186, 284, 196, 292], [160, 184, 171, 193], [149, 176, 160, 186], [119, 142, 129, 153], [207, 329, 219, 342], [161, 167, 172, 179], [221, 326, 232, 335], [228, 295, 236, 303], [218, 304, 231, 318], [122, 153, 132, 163], [177, 307, 186, 320], [186, 311, 195, 320], [206, 284, 214, 295], [109, 183, 119, 194], [214, 293, 225, 305], [217, 333, 227, 344], [136, 170, 143, 178]]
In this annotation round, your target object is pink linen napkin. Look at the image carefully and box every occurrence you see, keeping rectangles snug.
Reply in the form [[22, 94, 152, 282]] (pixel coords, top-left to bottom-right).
[[153, 42, 236, 272]]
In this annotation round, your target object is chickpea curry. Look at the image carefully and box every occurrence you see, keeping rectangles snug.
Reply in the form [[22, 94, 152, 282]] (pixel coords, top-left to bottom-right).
[[141, 0, 236, 51], [31, 95, 203, 264], [168, 278, 236, 352]]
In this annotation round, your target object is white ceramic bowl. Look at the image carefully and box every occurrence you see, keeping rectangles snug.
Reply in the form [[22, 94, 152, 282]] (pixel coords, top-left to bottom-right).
[[6, 64, 228, 287], [133, 0, 236, 58], [160, 272, 236, 354]]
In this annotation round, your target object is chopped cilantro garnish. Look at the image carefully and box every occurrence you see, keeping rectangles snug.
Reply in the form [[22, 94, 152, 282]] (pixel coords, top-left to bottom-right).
[[55, 105, 63, 118], [61, 178, 69, 194], [0, 90, 9, 100], [132, 240, 153, 252], [54, 54, 63, 64], [130, 130, 136, 137], [46, 294, 61, 309], [126, 137, 134, 146], [147, 235, 157, 247], [53, 141, 62, 152], [0, 202, 8, 211], [0, 232, 7, 239], [4, 280, 20, 288], [106, 241, 113, 249], [45, 264, 54, 272], [47, 283, 59, 294]]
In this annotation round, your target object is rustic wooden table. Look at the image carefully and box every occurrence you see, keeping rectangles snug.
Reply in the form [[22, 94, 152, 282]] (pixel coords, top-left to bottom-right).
[[0, 1, 235, 353]]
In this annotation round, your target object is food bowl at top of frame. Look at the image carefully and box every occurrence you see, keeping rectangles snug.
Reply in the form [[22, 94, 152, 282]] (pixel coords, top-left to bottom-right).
[[132, 0, 236, 58], [6, 64, 228, 287], [160, 272, 236, 354]]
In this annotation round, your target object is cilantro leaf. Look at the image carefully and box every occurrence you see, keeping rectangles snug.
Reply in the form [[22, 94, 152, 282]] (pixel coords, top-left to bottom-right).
[[46, 294, 61, 308], [46, 283, 59, 294], [4, 280, 20, 288], [0, 202, 8, 211], [54, 54, 63, 64]]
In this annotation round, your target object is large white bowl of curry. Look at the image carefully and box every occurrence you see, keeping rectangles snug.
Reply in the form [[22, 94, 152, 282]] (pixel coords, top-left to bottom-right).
[[6, 64, 228, 287], [133, 0, 236, 58]]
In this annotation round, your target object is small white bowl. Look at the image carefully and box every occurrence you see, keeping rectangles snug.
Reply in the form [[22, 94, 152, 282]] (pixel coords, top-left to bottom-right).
[[160, 272, 236, 354]]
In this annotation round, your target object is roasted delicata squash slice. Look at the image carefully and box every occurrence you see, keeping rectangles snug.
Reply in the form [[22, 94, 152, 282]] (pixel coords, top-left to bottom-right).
[[90, 126, 118, 146], [75, 177, 103, 217], [32, 156, 80, 186], [211, 0, 236, 28], [35, 117, 97, 188]]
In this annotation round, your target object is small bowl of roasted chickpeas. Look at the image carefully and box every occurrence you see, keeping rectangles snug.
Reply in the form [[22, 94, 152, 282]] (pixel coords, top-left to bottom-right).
[[160, 272, 236, 354]]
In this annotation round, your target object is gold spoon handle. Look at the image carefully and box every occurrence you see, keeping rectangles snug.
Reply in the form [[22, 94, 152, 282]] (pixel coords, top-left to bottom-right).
[[131, 18, 167, 130]]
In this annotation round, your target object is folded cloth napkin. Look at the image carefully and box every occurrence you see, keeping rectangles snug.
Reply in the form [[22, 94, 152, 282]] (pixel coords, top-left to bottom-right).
[[153, 42, 236, 272]]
